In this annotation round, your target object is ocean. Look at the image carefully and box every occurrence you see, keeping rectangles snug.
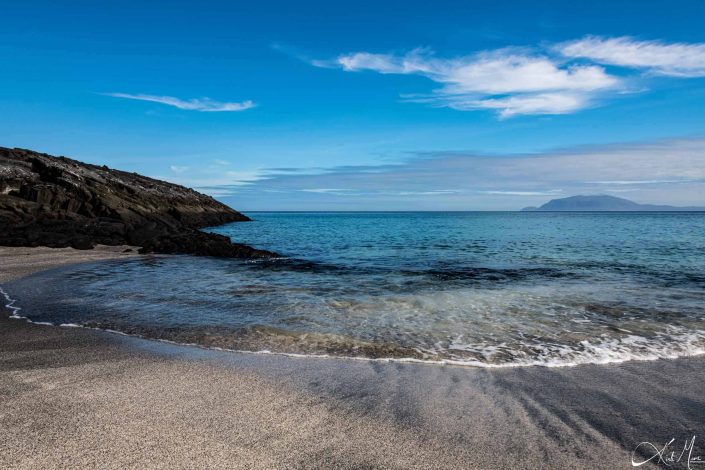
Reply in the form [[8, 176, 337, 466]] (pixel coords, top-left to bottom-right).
[[6, 211, 705, 367]]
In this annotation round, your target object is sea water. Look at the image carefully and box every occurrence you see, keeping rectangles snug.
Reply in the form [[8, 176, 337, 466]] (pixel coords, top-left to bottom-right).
[[6, 212, 705, 367]]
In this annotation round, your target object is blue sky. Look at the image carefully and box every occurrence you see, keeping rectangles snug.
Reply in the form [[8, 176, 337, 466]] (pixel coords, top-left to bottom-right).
[[2, 0, 705, 210]]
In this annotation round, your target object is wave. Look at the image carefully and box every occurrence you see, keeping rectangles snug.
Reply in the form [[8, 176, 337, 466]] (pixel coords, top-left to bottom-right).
[[5, 313, 705, 369], [4, 246, 705, 370], [1, 285, 23, 319], [5, 282, 705, 368]]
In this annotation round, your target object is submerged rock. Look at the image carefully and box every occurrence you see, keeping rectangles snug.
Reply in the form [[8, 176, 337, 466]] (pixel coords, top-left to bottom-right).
[[0, 147, 276, 258]]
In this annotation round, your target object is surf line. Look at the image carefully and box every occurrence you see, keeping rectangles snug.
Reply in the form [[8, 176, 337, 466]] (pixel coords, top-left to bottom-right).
[[0, 285, 24, 319]]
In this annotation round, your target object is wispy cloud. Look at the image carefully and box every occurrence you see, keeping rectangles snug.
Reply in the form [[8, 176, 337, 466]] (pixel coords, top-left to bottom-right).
[[300, 188, 355, 194], [308, 36, 705, 117], [478, 190, 564, 196], [103, 93, 255, 112], [156, 166, 267, 197], [321, 48, 619, 118], [557, 36, 705, 77], [297, 188, 463, 197], [587, 179, 697, 185], [214, 137, 705, 210]]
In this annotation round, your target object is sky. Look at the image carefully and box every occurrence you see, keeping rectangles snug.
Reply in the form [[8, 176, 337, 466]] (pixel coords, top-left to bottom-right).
[[1, 0, 705, 210]]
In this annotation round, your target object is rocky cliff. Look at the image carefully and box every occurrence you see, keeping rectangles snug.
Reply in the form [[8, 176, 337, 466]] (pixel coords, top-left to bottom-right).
[[0, 147, 275, 258]]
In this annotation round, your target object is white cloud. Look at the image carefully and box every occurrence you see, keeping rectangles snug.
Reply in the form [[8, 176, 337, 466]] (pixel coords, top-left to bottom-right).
[[603, 188, 640, 193], [478, 190, 564, 196], [299, 188, 463, 197], [170, 165, 189, 173], [442, 92, 590, 118], [300, 188, 354, 193], [587, 179, 692, 185], [557, 36, 705, 77], [380, 189, 463, 196], [315, 37, 705, 116], [213, 159, 231, 165], [322, 48, 620, 117], [104, 93, 255, 112], [337, 52, 418, 74], [436, 53, 615, 95]]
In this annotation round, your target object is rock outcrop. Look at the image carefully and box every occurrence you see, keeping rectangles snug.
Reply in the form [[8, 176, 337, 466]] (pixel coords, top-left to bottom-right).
[[0, 147, 276, 258]]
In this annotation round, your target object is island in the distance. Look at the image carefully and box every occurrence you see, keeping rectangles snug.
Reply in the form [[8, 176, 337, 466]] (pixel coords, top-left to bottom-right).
[[522, 195, 705, 212], [0, 147, 276, 258]]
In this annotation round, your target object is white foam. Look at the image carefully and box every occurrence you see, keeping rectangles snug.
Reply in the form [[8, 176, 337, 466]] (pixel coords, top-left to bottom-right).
[[445, 327, 705, 368], [27, 321, 703, 369], [3, 283, 705, 369], [1, 285, 25, 319]]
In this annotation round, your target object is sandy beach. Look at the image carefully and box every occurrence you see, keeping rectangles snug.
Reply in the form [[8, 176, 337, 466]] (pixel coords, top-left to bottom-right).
[[1, 247, 704, 469]]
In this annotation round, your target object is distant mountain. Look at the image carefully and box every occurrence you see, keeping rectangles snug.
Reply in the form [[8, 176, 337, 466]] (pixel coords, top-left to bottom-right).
[[521, 195, 705, 212]]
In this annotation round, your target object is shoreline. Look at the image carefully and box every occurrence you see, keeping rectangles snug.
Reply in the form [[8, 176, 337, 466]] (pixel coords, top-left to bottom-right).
[[2, 246, 704, 468], [5, 252, 704, 370], [7, 302, 705, 370]]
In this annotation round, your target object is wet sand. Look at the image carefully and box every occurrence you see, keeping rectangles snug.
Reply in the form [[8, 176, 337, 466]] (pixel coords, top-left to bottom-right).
[[1, 247, 704, 469], [0, 245, 139, 283]]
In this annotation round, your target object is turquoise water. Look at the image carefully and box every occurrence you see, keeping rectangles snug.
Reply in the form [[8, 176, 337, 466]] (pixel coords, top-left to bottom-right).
[[6, 212, 705, 367]]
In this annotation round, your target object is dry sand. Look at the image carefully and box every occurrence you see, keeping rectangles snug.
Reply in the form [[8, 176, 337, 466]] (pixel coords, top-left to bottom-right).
[[1, 247, 704, 469]]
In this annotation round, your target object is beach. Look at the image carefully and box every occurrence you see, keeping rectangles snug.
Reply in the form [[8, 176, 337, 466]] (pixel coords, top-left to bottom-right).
[[1, 247, 704, 469]]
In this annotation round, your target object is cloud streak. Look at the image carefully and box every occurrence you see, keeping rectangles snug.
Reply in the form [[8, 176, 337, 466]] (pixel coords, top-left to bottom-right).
[[557, 36, 705, 77], [478, 190, 564, 196], [587, 179, 696, 185], [104, 93, 255, 112]]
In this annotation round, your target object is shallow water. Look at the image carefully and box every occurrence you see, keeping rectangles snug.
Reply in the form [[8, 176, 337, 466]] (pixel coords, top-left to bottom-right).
[[6, 212, 705, 367]]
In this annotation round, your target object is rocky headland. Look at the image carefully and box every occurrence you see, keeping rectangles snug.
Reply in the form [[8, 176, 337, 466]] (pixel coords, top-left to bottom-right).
[[0, 147, 275, 258]]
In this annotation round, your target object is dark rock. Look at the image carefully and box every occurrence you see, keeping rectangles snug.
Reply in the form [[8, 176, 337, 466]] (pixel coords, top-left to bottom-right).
[[0, 147, 277, 259], [137, 231, 276, 258]]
